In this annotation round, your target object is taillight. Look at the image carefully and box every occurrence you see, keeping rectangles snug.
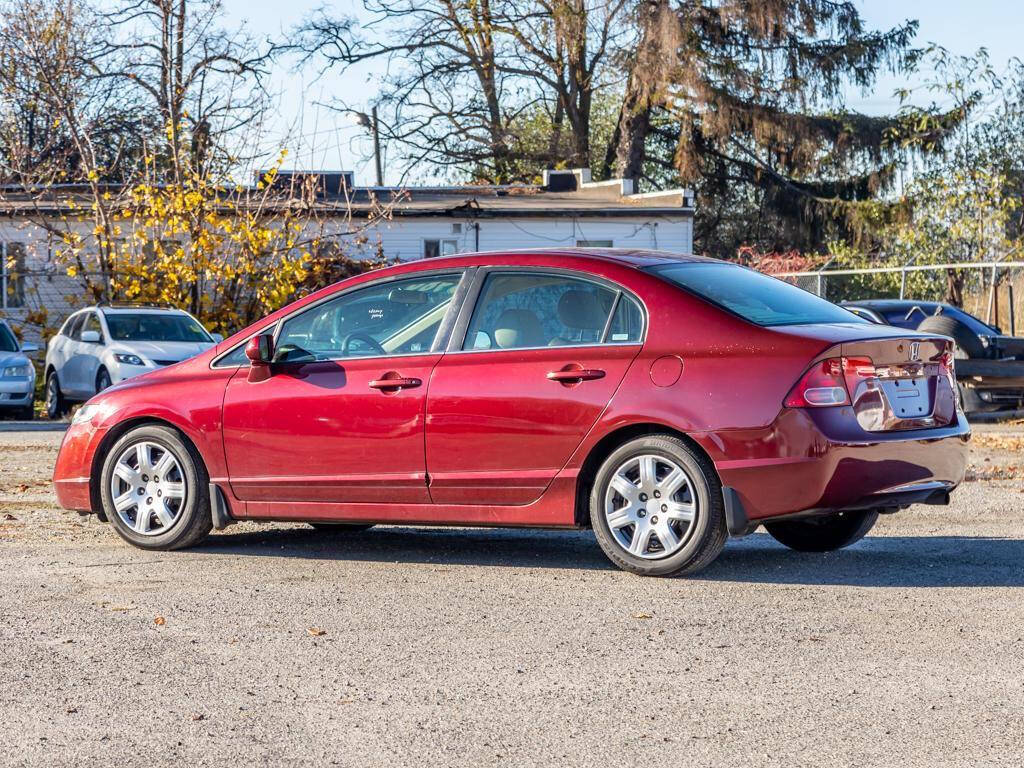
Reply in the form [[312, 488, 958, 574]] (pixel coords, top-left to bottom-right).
[[938, 349, 960, 407], [784, 356, 876, 408], [842, 356, 876, 398]]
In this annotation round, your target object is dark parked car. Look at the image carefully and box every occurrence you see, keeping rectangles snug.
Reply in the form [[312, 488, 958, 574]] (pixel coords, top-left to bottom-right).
[[842, 299, 1024, 413], [54, 250, 969, 577]]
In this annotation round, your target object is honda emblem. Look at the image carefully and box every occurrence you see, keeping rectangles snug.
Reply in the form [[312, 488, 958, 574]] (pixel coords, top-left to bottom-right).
[[909, 341, 920, 361]]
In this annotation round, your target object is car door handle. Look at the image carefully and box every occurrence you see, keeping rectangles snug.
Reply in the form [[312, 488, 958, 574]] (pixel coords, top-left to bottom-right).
[[368, 376, 422, 391], [546, 368, 606, 383]]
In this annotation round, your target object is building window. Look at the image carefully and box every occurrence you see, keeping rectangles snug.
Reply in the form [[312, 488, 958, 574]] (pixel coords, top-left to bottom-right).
[[576, 239, 613, 248], [424, 239, 458, 258], [2, 242, 26, 309]]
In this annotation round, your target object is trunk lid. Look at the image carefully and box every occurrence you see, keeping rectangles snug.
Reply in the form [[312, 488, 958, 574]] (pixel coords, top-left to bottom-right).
[[778, 325, 959, 432]]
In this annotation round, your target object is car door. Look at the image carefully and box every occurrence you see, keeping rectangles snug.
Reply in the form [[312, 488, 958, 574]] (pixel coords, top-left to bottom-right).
[[63, 312, 96, 396], [425, 269, 646, 505], [76, 311, 106, 394], [222, 271, 466, 505], [50, 313, 83, 394]]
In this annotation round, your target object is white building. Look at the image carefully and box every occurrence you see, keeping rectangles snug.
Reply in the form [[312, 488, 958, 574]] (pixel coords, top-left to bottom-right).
[[0, 168, 693, 342]]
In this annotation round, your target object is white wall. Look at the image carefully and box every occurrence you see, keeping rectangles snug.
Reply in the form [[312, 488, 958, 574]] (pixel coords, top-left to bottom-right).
[[344, 215, 693, 262], [0, 212, 693, 343]]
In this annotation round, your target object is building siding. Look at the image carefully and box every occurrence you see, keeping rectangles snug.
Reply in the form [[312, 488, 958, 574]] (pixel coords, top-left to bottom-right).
[[1, 212, 693, 343]]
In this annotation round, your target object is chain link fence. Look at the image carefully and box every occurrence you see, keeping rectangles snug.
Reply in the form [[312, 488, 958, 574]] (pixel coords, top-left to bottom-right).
[[780, 260, 1024, 334]]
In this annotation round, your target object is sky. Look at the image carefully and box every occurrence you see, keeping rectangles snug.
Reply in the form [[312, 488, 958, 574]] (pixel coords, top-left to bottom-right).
[[221, 0, 1024, 185]]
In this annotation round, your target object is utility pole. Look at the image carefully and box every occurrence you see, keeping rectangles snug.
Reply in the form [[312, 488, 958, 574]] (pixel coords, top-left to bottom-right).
[[352, 108, 384, 186], [371, 106, 383, 187]]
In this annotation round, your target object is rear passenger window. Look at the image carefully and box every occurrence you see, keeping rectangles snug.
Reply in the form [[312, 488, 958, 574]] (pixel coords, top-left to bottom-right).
[[463, 272, 639, 351], [606, 295, 643, 343]]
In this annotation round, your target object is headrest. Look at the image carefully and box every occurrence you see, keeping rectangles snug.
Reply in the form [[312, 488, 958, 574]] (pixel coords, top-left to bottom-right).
[[493, 308, 545, 349], [557, 290, 607, 331]]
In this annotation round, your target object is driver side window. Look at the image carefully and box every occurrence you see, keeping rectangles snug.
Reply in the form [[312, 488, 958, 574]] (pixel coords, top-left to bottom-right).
[[274, 273, 461, 362]]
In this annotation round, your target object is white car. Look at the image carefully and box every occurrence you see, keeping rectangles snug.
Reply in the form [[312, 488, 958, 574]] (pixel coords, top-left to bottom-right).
[[0, 319, 39, 419], [44, 305, 221, 418]]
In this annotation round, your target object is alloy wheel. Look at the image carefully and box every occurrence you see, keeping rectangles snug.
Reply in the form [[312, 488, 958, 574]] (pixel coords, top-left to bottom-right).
[[603, 454, 697, 559], [46, 375, 64, 419], [108, 441, 187, 535]]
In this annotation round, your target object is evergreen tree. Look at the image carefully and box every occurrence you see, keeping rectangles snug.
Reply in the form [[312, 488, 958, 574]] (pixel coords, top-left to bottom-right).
[[606, 0, 966, 256]]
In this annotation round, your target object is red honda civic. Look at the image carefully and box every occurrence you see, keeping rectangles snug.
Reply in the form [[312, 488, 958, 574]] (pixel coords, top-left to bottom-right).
[[53, 249, 969, 576]]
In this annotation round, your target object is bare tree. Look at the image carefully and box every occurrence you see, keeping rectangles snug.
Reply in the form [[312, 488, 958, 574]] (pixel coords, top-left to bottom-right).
[[294, 0, 631, 182], [88, 0, 271, 179]]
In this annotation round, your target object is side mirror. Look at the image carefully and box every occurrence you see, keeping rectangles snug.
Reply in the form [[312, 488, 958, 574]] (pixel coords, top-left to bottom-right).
[[245, 334, 274, 383], [20, 342, 39, 353], [245, 334, 274, 365], [211, 333, 224, 343], [80, 330, 102, 344]]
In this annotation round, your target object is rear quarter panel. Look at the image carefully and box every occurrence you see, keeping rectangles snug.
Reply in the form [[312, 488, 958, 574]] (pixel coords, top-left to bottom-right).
[[558, 273, 840, 474]]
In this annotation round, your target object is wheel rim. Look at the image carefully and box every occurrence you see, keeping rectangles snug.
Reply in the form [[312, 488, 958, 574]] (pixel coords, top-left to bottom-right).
[[109, 441, 187, 536], [604, 454, 697, 560], [98, 372, 110, 391], [46, 377, 58, 413]]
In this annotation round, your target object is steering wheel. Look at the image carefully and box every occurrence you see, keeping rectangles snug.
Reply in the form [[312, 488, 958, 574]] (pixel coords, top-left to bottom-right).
[[341, 332, 386, 357]]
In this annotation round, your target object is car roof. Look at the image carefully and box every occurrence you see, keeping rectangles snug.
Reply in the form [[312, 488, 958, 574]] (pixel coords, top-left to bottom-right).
[[94, 306, 191, 315]]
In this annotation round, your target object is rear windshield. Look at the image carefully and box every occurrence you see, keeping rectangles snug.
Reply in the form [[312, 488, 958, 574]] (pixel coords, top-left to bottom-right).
[[104, 313, 212, 342], [648, 263, 867, 327]]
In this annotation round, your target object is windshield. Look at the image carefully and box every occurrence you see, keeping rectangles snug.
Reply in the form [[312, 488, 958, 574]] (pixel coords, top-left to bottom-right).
[[105, 313, 213, 343], [0, 324, 17, 352], [648, 263, 867, 327]]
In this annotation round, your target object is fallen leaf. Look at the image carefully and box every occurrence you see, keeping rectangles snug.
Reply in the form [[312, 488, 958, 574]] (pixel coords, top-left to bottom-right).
[[632, 612, 653, 620], [2, 514, 16, 521], [154, 616, 165, 626], [307, 627, 327, 637], [191, 713, 206, 721]]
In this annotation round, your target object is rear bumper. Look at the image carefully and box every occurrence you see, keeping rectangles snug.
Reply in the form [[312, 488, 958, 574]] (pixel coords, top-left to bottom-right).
[[702, 408, 970, 522]]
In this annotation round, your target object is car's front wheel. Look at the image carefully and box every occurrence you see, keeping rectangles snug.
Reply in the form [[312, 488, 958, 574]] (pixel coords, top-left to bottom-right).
[[590, 435, 727, 576], [764, 510, 878, 552], [45, 372, 68, 419], [100, 424, 212, 550], [96, 368, 112, 393]]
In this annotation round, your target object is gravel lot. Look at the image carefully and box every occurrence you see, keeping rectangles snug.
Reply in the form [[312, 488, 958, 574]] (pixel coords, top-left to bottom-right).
[[1, 425, 1022, 767]]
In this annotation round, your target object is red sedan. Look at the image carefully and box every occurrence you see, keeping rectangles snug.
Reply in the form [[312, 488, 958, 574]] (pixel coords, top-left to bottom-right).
[[53, 249, 969, 576]]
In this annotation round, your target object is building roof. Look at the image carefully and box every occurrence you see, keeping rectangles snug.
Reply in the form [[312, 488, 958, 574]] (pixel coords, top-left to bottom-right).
[[0, 168, 694, 219]]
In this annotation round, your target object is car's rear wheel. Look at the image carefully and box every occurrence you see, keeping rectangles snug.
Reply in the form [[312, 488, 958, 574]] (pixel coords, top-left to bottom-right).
[[45, 372, 68, 419], [764, 510, 878, 552], [309, 523, 375, 532], [100, 424, 212, 550], [590, 435, 727, 576]]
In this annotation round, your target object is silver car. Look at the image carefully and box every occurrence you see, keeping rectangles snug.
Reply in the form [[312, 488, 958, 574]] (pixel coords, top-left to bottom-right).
[[0, 319, 38, 419], [44, 305, 221, 418]]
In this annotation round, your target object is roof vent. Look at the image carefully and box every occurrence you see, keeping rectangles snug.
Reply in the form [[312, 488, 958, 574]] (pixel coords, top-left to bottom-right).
[[258, 171, 354, 198]]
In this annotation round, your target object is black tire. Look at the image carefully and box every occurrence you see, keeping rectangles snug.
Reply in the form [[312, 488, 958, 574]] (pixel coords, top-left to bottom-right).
[[96, 368, 112, 393], [764, 510, 879, 552], [100, 424, 212, 550], [309, 522, 375, 532], [45, 372, 68, 419], [589, 434, 727, 576], [916, 314, 986, 359]]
